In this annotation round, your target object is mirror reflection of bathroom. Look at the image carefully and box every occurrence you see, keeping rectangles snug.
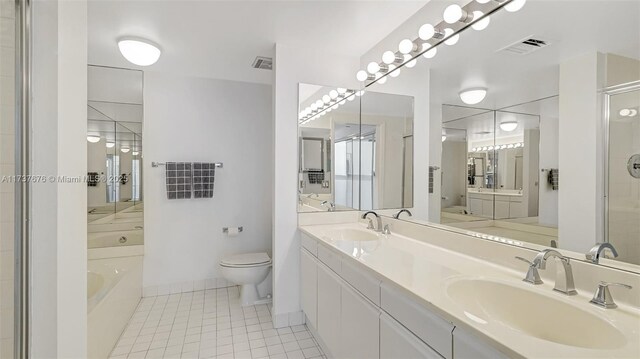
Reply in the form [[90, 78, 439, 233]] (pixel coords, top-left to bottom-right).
[[87, 65, 144, 251], [298, 83, 414, 212]]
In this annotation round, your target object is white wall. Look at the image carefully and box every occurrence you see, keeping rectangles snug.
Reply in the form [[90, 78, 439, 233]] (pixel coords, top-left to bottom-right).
[[441, 141, 466, 208], [272, 43, 360, 327], [31, 0, 88, 356], [143, 72, 273, 295], [539, 115, 559, 226]]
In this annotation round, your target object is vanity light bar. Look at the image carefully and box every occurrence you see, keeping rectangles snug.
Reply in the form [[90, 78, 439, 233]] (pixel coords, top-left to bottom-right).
[[356, 0, 524, 87], [470, 142, 524, 152], [298, 89, 360, 124]]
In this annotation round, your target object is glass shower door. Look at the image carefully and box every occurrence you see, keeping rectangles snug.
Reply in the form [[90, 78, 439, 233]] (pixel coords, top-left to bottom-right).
[[607, 86, 640, 265]]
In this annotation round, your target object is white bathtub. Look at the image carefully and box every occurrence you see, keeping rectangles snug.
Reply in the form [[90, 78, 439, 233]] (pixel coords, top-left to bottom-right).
[[88, 229, 144, 249], [88, 256, 142, 359]]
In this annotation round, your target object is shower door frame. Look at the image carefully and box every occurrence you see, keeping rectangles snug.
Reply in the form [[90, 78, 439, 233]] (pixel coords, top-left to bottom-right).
[[602, 80, 640, 244]]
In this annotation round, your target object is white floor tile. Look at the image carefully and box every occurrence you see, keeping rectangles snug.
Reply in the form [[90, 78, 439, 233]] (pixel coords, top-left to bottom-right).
[[108, 288, 325, 359]]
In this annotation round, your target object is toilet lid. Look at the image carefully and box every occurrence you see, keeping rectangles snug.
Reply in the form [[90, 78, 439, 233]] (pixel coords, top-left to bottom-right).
[[220, 252, 271, 267]]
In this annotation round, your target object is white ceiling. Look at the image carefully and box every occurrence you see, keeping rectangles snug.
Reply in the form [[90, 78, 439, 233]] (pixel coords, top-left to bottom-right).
[[427, 0, 640, 109], [88, 0, 428, 84]]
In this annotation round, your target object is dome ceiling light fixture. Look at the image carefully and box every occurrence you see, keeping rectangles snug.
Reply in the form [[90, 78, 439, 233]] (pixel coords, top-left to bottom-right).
[[459, 88, 488, 105], [87, 135, 101, 143], [117, 37, 161, 66], [355, 0, 524, 87], [499, 121, 518, 132]]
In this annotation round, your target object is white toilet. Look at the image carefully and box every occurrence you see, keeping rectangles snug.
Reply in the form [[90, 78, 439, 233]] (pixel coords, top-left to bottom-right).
[[219, 252, 272, 306]]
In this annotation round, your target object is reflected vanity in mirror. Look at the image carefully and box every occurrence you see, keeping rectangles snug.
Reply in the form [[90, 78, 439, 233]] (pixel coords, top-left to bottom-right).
[[370, 0, 639, 271], [297, 83, 414, 212], [87, 65, 144, 249]]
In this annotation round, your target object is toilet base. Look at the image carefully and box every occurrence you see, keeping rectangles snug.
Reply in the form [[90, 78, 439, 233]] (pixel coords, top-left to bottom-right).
[[238, 284, 272, 306]]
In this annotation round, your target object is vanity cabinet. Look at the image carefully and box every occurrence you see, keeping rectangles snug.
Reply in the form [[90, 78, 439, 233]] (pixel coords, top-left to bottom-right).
[[300, 249, 318, 328], [316, 262, 342, 357], [452, 326, 508, 359], [380, 313, 443, 359], [300, 234, 461, 359]]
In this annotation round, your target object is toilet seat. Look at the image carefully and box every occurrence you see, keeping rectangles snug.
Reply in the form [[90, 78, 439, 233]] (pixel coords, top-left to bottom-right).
[[220, 252, 271, 268]]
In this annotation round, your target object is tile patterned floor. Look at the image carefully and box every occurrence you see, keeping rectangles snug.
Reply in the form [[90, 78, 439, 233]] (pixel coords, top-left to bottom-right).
[[109, 287, 326, 359]]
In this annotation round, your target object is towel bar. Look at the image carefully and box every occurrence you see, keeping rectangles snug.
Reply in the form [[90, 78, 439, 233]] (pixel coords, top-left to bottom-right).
[[152, 161, 223, 168]]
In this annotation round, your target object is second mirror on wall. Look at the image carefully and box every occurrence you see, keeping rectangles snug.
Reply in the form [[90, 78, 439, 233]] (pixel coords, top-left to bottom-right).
[[297, 83, 414, 213]]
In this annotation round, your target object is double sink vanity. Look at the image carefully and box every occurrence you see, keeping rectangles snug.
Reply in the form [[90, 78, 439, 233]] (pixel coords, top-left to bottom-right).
[[298, 213, 640, 358]]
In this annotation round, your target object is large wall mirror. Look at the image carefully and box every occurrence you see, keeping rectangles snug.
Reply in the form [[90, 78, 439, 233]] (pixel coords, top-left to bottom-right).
[[371, 0, 639, 271], [87, 65, 144, 249], [298, 83, 414, 212]]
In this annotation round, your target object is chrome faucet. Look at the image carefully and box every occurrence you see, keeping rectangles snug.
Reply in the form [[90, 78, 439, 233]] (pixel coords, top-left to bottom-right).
[[362, 211, 383, 232], [586, 243, 619, 264], [393, 209, 412, 219], [533, 249, 577, 295], [515, 256, 543, 285], [321, 201, 335, 212], [589, 281, 632, 309]]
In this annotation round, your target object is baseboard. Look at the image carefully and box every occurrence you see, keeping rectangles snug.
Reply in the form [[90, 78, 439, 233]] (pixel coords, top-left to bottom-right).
[[272, 310, 305, 328], [142, 277, 235, 297]]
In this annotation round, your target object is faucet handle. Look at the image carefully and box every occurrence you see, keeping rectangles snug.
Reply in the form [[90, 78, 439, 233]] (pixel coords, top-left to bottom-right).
[[590, 281, 632, 309], [382, 224, 391, 235], [366, 218, 375, 230], [515, 256, 543, 285]]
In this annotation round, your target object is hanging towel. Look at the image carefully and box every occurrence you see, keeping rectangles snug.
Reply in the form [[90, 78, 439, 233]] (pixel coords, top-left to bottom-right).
[[193, 162, 216, 198], [548, 168, 559, 190], [165, 162, 192, 199]]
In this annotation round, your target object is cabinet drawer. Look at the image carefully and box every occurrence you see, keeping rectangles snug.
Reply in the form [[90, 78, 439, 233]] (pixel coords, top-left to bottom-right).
[[381, 283, 454, 359], [301, 233, 317, 256], [317, 243, 341, 274], [341, 258, 381, 306], [380, 313, 443, 359]]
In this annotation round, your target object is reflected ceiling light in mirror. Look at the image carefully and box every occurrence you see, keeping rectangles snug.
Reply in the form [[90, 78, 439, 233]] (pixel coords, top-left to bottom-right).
[[471, 11, 491, 30], [121, 148, 130, 153], [378, 76, 388, 84], [382, 51, 397, 64], [630, 109, 638, 117], [106, 142, 115, 148], [388, 64, 400, 77], [421, 44, 437, 59], [117, 38, 161, 66], [132, 151, 139, 156], [475, 0, 491, 3], [329, 90, 338, 99], [337, 88, 347, 94], [403, 54, 417, 68], [418, 24, 438, 41], [87, 135, 101, 143], [505, 0, 526, 12], [459, 88, 487, 104], [499, 121, 518, 131], [444, 28, 459, 45], [441, 135, 447, 142], [322, 95, 331, 104], [399, 39, 417, 54], [357, 70, 371, 82]]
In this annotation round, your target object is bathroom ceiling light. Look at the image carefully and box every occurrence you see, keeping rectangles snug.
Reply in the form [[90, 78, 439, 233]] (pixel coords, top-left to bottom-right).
[[117, 38, 161, 66], [459, 88, 487, 105], [398, 39, 417, 54], [329, 90, 338, 99], [418, 24, 435, 40], [106, 142, 115, 148], [121, 148, 130, 153], [476, 0, 492, 3], [444, 4, 471, 24], [367, 62, 380, 74], [403, 54, 417, 68], [505, 0, 526, 12], [619, 108, 631, 116], [337, 88, 346, 94], [87, 135, 101, 143], [630, 109, 638, 117], [441, 135, 447, 142], [471, 11, 491, 30], [132, 151, 139, 156], [356, 70, 371, 82], [322, 95, 331, 104], [388, 64, 400, 77], [382, 51, 397, 64], [500, 121, 518, 132]]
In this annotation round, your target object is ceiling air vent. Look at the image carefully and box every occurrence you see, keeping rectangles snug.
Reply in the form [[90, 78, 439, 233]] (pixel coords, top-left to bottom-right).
[[499, 37, 550, 55], [252, 56, 273, 70]]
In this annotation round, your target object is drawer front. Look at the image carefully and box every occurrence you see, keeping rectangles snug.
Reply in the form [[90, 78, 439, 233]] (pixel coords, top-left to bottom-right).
[[317, 243, 341, 274], [300, 233, 318, 256], [381, 283, 454, 359], [341, 258, 381, 306], [380, 313, 443, 359]]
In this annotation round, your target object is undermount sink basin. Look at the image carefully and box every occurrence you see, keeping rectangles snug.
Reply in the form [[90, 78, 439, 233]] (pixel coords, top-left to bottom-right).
[[447, 279, 627, 349], [324, 228, 380, 242]]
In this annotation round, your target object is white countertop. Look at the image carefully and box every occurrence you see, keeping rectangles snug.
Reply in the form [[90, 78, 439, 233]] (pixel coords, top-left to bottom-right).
[[299, 222, 640, 358], [467, 188, 523, 197]]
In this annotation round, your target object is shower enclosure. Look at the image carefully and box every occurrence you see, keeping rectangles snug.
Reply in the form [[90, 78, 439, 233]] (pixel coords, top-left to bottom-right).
[[1, 0, 30, 357]]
